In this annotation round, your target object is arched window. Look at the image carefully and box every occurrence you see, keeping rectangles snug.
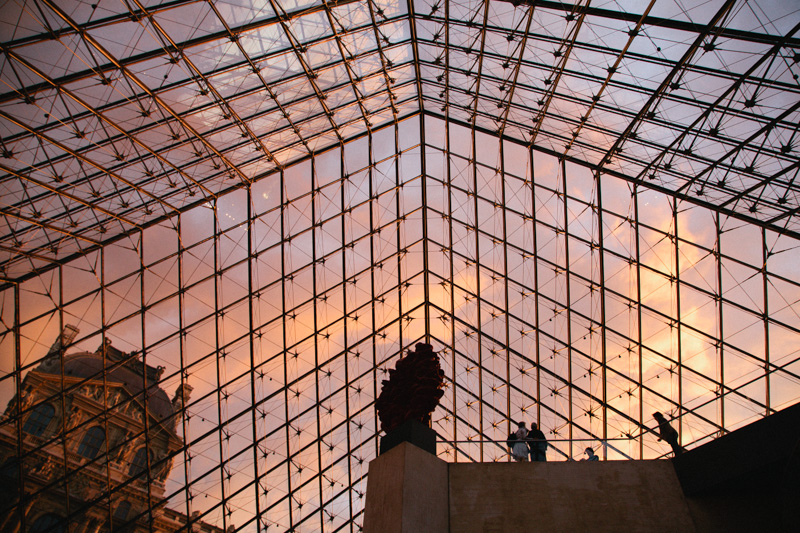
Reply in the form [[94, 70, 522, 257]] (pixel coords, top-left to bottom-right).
[[114, 500, 132, 520], [23, 403, 55, 437], [77, 426, 105, 459], [30, 513, 65, 533], [128, 447, 149, 478]]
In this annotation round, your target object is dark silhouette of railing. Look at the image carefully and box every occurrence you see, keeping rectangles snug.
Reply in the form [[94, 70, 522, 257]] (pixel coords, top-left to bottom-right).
[[436, 437, 636, 461]]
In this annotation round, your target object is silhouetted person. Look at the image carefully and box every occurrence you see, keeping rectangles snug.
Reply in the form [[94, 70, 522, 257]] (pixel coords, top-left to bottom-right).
[[653, 412, 683, 456], [507, 421, 529, 462], [527, 422, 547, 462], [582, 447, 599, 461]]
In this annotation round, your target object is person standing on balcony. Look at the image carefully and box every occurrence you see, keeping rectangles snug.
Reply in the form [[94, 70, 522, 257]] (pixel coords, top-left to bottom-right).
[[582, 447, 599, 461], [653, 412, 684, 456], [507, 421, 530, 462], [527, 422, 548, 462]]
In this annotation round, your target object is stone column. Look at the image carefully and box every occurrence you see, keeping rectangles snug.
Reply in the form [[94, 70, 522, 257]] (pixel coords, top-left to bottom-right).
[[362, 441, 448, 533]]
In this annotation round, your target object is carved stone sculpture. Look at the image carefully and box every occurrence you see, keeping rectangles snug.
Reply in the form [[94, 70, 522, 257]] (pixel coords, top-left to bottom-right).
[[33, 457, 56, 480], [375, 343, 445, 434], [172, 383, 193, 412]]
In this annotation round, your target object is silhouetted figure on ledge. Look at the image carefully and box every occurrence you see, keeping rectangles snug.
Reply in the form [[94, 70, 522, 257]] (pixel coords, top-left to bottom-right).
[[527, 422, 547, 462], [507, 421, 529, 462], [582, 447, 599, 461], [376, 343, 445, 434], [653, 412, 684, 456]]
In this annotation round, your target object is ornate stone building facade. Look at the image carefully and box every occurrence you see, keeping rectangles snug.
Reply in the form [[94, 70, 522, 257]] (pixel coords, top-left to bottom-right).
[[0, 327, 221, 532]]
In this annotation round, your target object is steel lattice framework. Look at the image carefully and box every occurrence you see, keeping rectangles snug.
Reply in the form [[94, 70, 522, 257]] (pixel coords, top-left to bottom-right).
[[1, 0, 799, 531]]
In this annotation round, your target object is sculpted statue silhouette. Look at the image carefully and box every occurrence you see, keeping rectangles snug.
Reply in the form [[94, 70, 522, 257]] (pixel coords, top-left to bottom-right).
[[376, 343, 445, 434]]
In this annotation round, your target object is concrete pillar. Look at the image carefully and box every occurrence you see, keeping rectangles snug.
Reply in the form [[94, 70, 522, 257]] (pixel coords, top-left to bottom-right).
[[363, 442, 448, 533]]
